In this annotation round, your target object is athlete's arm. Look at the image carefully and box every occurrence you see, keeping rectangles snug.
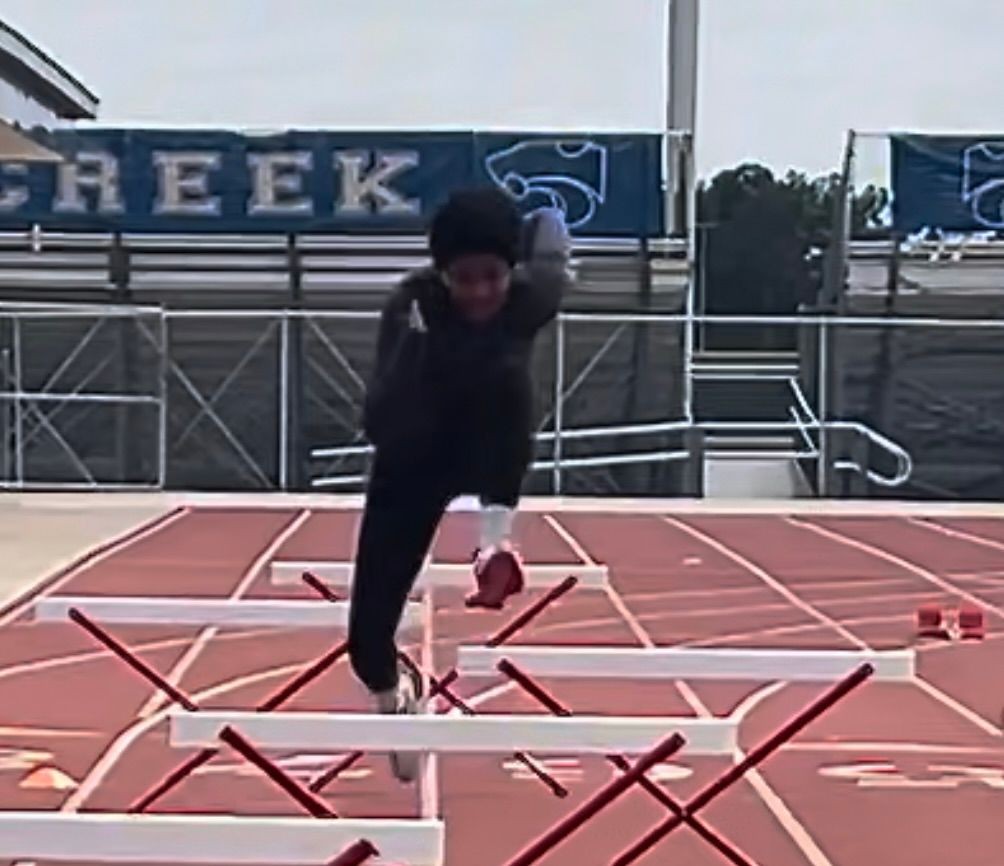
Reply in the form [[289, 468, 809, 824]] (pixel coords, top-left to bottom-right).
[[510, 207, 573, 335], [361, 283, 428, 446]]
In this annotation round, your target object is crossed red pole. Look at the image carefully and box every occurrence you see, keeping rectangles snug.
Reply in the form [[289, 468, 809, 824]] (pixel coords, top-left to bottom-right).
[[327, 840, 379, 866], [498, 659, 757, 866], [495, 659, 875, 866], [303, 570, 579, 798], [70, 607, 387, 863], [68, 608, 346, 810], [70, 567, 580, 808]]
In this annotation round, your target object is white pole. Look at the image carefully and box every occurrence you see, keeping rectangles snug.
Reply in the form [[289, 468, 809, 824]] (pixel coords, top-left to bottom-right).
[[666, 0, 700, 423]]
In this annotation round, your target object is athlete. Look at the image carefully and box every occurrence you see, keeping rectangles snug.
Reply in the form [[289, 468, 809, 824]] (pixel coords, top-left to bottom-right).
[[347, 186, 571, 781]]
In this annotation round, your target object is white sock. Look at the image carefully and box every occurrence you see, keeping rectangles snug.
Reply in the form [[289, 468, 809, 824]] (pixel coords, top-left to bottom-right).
[[480, 504, 514, 549]]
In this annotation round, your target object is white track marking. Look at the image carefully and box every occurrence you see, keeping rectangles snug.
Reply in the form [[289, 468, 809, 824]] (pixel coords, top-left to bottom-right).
[[742, 769, 837, 866], [730, 681, 790, 723], [693, 613, 912, 649], [543, 514, 653, 648], [785, 740, 1004, 756], [62, 510, 311, 811], [788, 517, 1004, 620], [135, 510, 312, 721], [911, 677, 1002, 739], [545, 513, 831, 866], [0, 627, 296, 686], [61, 659, 309, 811], [600, 575, 916, 606], [906, 516, 1004, 553], [786, 518, 1004, 739], [663, 516, 867, 649], [543, 513, 714, 731], [0, 507, 190, 628], [651, 516, 860, 866]]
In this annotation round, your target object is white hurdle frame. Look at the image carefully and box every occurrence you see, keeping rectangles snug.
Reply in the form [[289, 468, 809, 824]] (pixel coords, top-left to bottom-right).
[[33, 595, 424, 631], [455, 645, 916, 682], [0, 812, 444, 865], [169, 710, 737, 756], [270, 559, 610, 591]]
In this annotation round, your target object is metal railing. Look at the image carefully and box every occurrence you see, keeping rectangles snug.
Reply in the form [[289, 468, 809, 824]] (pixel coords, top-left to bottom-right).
[[3, 304, 1001, 497]]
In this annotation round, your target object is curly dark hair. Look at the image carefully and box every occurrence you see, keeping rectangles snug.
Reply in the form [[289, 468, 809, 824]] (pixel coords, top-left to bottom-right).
[[428, 186, 522, 271]]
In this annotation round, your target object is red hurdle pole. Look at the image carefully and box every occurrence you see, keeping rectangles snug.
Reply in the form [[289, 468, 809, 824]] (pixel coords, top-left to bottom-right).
[[498, 660, 756, 866], [303, 572, 579, 798], [302, 571, 343, 601], [327, 840, 378, 865], [501, 731, 687, 866], [259, 640, 350, 711], [218, 725, 337, 818], [610, 662, 875, 866], [485, 576, 578, 647], [129, 640, 349, 812], [425, 668, 568, 799], [69, 608, 199, 710]]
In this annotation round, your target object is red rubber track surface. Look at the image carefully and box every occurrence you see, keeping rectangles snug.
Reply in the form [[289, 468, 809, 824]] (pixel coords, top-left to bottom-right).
[[2, 505, 1003, 865]]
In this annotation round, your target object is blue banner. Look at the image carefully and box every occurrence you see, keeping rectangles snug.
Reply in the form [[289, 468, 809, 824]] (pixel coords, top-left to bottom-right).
[[891, 133, 1004, 233], [0, 127, 664, 237]]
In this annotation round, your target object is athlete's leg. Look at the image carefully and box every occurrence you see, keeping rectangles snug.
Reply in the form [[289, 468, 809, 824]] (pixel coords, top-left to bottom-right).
[[348, 448, 453, 695], [347, 445, 455, 783], [467, 366, 535, 608]]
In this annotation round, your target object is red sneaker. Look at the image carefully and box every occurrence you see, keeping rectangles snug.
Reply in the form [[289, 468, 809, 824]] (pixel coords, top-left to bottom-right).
[[466, 544, 525, 610]]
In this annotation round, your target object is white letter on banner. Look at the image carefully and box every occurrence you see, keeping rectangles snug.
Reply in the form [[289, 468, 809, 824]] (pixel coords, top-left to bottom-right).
[[334, 150, 419, 215], [153, 151, 221, 216], [0, 163, 28, 211], [247, 152, 313, 215], [53, 152, 125, 214]]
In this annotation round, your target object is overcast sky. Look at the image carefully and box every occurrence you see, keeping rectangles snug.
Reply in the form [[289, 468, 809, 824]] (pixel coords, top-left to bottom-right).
[[1, 0, 1002, 185]]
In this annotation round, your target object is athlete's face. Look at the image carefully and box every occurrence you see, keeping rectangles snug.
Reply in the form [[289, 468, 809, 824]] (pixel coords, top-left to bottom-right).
[[443, 254, 512, 323]]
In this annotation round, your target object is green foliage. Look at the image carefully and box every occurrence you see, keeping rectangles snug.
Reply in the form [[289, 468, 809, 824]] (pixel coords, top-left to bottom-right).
[[695, 162, 890, 347]]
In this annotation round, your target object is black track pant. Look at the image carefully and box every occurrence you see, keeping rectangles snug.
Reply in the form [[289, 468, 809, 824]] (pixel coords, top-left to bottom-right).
[[348, 371, 533, 694]]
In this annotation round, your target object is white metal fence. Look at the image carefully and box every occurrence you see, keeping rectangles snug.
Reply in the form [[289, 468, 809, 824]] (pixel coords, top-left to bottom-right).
[[3, 303, 996, 498]]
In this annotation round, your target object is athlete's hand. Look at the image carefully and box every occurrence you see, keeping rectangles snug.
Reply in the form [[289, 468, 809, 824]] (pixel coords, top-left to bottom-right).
[[520, 207, 571, 266]]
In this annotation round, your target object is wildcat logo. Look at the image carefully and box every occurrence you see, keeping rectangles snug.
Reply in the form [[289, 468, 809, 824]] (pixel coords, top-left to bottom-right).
[[961, 142, 1004, 229], [484, 139, 608, 229]]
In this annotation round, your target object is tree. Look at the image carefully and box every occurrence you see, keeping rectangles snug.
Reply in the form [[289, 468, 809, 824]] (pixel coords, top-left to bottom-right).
[[696, 163, 889, 348]]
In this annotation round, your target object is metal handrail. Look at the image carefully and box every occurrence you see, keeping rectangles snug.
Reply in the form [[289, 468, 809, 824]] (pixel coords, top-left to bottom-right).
[[308, 415, 914, 488], [831, 421, 914, 487]]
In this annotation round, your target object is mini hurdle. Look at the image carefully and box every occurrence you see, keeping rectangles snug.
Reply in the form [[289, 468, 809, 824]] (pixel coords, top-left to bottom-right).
[[271, 559, 610, 590], [33, 594, 423, 631], [169, 710, 737, 756], [0, 812, 444, 865], [456, 645, 915, 682]]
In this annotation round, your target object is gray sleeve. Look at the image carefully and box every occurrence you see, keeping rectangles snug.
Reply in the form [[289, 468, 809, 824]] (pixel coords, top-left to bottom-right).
[[511, 207, 573, 334]]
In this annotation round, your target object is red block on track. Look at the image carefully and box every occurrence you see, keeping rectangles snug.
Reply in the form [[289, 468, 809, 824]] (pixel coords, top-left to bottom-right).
[[958, 605, 985, 640], [915, 604, 950, 639]]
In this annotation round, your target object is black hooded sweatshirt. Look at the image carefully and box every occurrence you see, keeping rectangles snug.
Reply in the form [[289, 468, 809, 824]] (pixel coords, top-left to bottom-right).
[[362, 209, 571, 452]]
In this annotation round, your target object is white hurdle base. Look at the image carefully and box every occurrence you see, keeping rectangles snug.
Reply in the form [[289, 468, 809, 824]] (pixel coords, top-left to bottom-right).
[[170, 710, 737, 756], [271, 559, 609, 590], [0, 811, 444, 865], [456, 645, 915, 683], [33, 595, 423, 631]]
